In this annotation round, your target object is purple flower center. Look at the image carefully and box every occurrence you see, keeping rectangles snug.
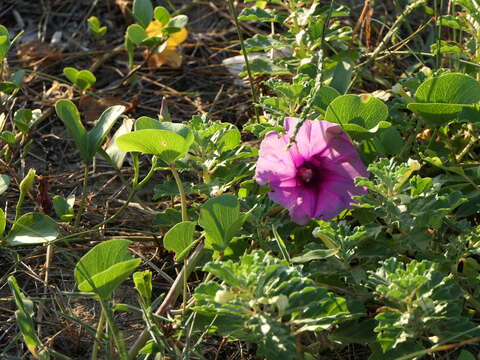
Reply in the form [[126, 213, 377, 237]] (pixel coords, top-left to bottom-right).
[[297, 162, 320, 188]]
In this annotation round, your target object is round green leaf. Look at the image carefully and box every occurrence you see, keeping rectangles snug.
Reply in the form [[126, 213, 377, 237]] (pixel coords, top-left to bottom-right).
[[325, 94, 390, 139], [407, 73, 480, 124], [116, 129, 190, 163], [127, 24, 148, 45], [154, 6, 170, 24]]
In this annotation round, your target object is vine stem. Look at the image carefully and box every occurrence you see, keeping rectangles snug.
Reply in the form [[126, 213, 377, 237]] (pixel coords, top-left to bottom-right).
[[74, 163, 90, 229], [227, 0, 261, 123]]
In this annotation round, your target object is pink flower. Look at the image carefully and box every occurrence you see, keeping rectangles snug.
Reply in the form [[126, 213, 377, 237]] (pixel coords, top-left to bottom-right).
[[255, 117, 368, 225]]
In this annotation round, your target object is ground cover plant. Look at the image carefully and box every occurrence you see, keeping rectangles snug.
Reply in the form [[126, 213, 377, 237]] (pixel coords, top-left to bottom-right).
[[4, 0, 480, 359]]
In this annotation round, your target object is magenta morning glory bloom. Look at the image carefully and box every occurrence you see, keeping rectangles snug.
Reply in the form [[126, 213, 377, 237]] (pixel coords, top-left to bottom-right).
[[255, 117, 368, 225]]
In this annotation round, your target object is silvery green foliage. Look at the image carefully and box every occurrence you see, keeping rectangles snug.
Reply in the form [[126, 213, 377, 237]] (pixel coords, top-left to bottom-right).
[[369, 257, 480, 353], [193, 250, 353, 360]]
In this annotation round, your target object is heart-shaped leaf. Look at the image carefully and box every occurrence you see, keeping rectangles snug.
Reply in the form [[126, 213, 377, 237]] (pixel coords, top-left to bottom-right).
[[5, 213, 58, 246], [198, 195, 248, 251], [63, 67, 96, 91], [325, 94, 390, 139], [163, 221, 196, 261], [407, 73, 480, 125], [74, 239, 141, 298], [116, 129, 190, 163]]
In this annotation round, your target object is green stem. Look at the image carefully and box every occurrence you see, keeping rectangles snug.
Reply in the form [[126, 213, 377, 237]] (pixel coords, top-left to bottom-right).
[[170, 165, 188, 222], [91, 309, 106, 360], [15, 193, 25, 222], [227, 0, 261, 123], [99, 298, 128, 360], [74, 163, 90, 229]]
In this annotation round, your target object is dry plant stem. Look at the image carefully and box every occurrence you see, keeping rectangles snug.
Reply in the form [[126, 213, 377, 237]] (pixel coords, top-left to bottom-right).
[[91, 309, 106, 360], [226, 0, 261, 123], [36, 242, 54, 337], [75, 164, 90, 229], [128, 241, 206, 359]]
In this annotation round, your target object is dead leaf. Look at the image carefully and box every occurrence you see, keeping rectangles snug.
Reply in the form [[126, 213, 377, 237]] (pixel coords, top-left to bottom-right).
[[147, 49, 183, 69], [16, 41, 62, 67], [79, 95, 125, 123], [115, 0, 133, 23]]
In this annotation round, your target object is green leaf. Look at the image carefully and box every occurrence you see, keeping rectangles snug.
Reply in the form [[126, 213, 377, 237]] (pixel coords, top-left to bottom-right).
[[312, 86, 340, 111], [198, 194, 248, 251], [0, 130, 16, 145], [5, 212, 58, 246], [163, 221, 196, 261], [74, 239, 141, 298], [104, 118, 134, 169], [0, 25, 11, 60], [0, 208, 5, 236], [53, 195, 75, 221], [19, 169, 36, 195], [0, 174, 9, 195], [291, 249, 338, 263], [8, 276, 47, 359], [55, 100, 88, 162], [133, 0, 153, 28], [407, 73, 480, 124], [154, 6, 170, 24], [126, 24, 148, 45], [325, 94, 390, 140], [164, 15, 188, 34], [116, 129, 190, 163], [0, 81, 17, 93], [135, 118, 194, 148], [133, 270, 153, 305], [14, 108, 32, 132], [330, 58, 354, 94], [63, 67, 96, 91], [86, 105, 125, 160]]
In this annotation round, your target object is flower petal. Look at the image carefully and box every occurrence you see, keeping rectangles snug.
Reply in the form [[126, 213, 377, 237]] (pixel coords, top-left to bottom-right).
[[255, 131, 303, 187]]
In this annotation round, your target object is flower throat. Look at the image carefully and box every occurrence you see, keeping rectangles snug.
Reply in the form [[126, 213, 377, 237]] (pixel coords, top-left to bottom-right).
[[297, 162, 320, 187]]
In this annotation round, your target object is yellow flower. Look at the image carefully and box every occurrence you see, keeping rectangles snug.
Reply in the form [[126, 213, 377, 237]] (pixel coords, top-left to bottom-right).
[[145, 20, 188, 49]]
